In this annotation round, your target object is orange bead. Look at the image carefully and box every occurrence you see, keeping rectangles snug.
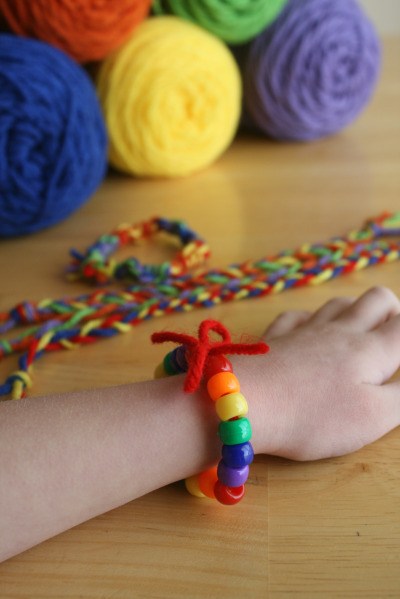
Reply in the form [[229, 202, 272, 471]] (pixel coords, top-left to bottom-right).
[[198, 466, 218, 499], [206, 371, 240, 401]]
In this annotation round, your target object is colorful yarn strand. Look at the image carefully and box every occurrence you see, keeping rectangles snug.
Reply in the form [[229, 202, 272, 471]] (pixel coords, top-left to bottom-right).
[[1, 212, 400, 400], [67, 217, 210, 285]]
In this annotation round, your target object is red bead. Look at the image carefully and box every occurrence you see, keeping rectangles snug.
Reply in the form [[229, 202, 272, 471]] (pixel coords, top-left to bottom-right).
[[213, 480, 245, 505], [203, 355, 233, 382]]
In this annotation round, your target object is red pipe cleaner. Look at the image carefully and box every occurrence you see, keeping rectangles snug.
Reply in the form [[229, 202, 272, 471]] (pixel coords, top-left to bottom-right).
[[151, 319, 269, 393]]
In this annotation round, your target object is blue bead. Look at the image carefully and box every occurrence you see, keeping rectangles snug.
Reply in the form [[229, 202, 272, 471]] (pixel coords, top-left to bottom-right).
[[221, 442, 254, 469]]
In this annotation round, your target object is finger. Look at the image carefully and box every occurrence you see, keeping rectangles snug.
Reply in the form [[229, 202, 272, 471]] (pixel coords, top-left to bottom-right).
[[309, 296, 356, 324], [336, 286, 400, 332], [263, 310, 311, 340]]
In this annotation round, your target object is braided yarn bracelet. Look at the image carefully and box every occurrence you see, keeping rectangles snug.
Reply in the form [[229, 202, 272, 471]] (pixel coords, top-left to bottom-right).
[[151, 319, 269, 505], [1, 212, 400, 400]]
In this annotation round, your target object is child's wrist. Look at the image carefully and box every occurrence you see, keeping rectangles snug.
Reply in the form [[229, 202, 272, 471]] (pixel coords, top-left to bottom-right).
[[231, 353, 286, 456]]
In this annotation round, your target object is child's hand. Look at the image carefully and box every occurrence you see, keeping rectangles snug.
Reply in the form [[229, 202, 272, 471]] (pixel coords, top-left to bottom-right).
[[243, 286, 400, 461]]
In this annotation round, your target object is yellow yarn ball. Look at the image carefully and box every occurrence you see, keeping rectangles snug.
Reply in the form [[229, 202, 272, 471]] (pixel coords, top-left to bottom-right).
[[97, 16, 241, 177]]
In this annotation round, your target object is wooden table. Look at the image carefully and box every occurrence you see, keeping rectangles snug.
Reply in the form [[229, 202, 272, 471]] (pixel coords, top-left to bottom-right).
[[0, 38, 399, 599]]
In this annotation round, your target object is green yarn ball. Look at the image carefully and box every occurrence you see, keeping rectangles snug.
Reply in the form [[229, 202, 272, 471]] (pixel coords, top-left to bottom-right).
[[152, 0, 289, 44]]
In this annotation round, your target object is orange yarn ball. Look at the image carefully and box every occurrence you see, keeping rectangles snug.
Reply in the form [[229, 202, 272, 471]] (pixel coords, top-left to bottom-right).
[[0, 0, 152, 63]]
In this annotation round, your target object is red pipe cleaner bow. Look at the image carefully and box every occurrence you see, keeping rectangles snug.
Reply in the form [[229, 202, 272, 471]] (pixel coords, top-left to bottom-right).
[[151, 319, 269, 393]]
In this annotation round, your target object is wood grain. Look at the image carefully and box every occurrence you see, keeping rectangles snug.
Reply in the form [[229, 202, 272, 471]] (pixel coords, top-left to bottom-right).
[[0, 38, 399, 599]]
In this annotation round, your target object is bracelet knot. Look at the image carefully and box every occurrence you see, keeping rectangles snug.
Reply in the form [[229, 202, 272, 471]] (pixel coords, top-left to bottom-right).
[[151, 319, 269, 392]]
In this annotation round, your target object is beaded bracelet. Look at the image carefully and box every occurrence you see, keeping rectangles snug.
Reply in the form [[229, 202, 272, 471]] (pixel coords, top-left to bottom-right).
[[151, 319, 269, 505]]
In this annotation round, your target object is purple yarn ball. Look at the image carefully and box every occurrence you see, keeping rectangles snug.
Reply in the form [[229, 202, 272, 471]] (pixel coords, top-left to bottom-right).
[[243, 0, 381, 141]]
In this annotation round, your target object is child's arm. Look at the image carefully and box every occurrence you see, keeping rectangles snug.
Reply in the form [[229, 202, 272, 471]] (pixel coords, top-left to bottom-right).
[[0, 374, 223, 563], [1, 286, 399, 562]]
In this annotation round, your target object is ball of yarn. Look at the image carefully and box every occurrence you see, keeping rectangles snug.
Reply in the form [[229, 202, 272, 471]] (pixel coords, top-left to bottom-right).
[[0, 0, 152, 63], [152, 0, 288, 45], [243, 0, 381, 141], [97, 16, 241, 178], [0, 34, 107, 237]]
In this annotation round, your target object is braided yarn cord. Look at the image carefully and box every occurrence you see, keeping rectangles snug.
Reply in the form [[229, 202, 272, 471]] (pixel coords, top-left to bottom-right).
[[1, 212, 399, 400]]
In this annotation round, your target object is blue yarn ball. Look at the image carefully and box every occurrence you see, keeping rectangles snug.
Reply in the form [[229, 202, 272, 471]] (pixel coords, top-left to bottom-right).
[[0, 34, 108, 237]]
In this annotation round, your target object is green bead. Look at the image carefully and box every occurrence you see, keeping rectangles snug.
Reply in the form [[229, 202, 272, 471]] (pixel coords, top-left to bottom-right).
[[218, 417, 252, 446], [163, 351, 178, 376]]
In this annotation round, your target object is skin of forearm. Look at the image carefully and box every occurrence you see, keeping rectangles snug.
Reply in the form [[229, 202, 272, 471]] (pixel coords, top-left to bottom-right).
[[0, 358, 272, 563], [0, 376, 215, 561]]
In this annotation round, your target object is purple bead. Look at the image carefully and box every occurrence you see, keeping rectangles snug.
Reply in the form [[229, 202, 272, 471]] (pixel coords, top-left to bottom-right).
[[217, 460, 249, 487], [174, 345, 188, 372], [222, 442, 254, 469]]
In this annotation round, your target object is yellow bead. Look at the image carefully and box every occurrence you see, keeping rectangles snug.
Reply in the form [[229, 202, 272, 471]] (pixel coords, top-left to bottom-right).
[[215, 392, 248, 421], [185, 475, 206, 498], [154, 362, 166, 379]]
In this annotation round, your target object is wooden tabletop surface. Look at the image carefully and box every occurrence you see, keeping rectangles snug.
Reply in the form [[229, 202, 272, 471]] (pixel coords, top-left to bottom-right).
[[0, 38, 399, 599]]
